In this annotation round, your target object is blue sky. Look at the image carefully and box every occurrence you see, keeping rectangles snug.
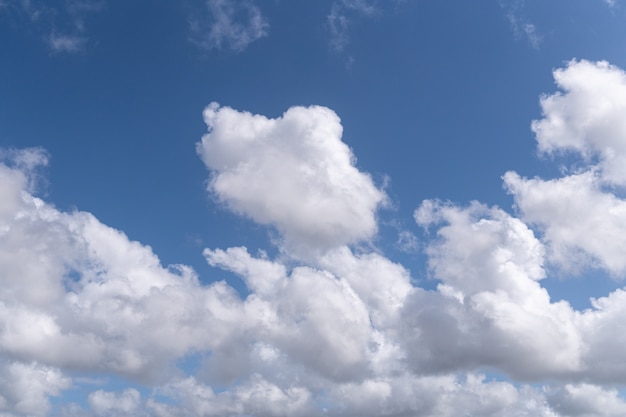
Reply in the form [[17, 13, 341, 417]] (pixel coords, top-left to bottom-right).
[[3, 0, 626, 416]]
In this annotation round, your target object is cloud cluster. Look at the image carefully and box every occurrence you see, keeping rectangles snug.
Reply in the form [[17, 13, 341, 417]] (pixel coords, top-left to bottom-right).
[[4, 60, 626, 416], [507, 59, 626, 275]]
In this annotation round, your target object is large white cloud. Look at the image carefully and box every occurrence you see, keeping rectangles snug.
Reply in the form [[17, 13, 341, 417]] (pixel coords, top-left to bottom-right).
[[197, 103, 386, 256]]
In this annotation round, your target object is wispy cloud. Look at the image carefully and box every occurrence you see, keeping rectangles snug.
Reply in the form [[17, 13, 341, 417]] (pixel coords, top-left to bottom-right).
[[328, 0, 377, 52], [0, 0, 103, 53], [501, 0, 542, 49], [190, 0, 269, 52], [47, 33, 87, 53]]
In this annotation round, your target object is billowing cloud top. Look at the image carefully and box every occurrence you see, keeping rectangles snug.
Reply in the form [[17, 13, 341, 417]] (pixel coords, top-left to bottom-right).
[[196, 103, 386, 256], [532, 59, 626, 185]]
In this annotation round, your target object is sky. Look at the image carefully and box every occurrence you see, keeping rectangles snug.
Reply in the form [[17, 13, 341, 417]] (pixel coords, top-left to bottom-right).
[[3, 0, 626, 415]]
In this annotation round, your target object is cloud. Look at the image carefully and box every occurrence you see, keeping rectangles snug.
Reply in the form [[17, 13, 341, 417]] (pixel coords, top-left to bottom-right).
[[503, 60, 626, 276], [505, 170, 626, 275], [532, 60, 626, 186], [8, 60, 626, 415], [547, 384, 626, 417], [197, 103, 386, 256], [0, 0, 102, 53], [88, 389, 143, 416], [190, 0, 268, 52], [327, 0, 377, 52], [410, 201, 582, 379], [501, 0, 542, 49], [0, 360, 70, 417]]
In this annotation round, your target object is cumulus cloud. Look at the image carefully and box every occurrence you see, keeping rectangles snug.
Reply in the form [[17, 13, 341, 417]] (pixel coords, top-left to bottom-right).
[[532, 60, 626, 185], [0, 148, 578, 415], [190, 0, 268, 52], [0, 361, 70, 417], [547, 384, 626, 417], [411, 201, 582, 379], [88, 389, 143, 416], [505, 170, 626, 275], [8, 60, 626, 416], [197, 103, 386, 256], [505, 60, 626, 276]]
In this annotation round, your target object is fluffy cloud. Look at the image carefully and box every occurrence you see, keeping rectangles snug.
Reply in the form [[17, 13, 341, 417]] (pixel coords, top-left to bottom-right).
[[410, 201, 581, 379], [505, 171, 626, 275], [505, 60, 626, 276], [547, 384, 626, 417], [0, 360, 70, 417], [197, 103, 386, 256], [532, 60, 626, 185], [88, 389, 143, 416]]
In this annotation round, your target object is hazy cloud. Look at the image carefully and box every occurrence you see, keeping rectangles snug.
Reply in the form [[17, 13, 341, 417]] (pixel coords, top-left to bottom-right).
[[328, 0, 376, 52], [191, 0, 268, 52], [0, 0, 102, 52], [501, 0, 542, 49]]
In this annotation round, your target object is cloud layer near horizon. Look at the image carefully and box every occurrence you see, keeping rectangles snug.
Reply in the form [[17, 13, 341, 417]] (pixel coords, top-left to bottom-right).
[[3, 59, 626, 416]]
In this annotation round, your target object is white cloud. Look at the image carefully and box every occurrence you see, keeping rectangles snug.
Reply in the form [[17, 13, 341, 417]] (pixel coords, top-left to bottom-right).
[[547, 384, 626, 417], [504, 170, 626, 275], [503, 60, 626, 276], [411, 201, 582, 379], [88, 389, 143, 416], [150, 375, 313, 417], [191, 0, 268, 52], [0, 361, 70, 417], [9, 59, 626, 415], [532, 60, 626, 186], [197, 103, 386, 256]]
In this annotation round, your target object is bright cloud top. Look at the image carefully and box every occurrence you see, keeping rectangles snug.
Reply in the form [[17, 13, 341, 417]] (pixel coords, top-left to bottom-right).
[[197, 103, 386, 255], [532, 59, 626, 185], [506, 59, 626, 275], [5, 60, 626, 416]]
